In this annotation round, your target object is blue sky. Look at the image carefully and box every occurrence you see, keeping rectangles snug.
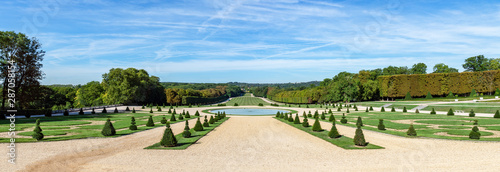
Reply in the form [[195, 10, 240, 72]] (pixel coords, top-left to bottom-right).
[[1, 0, 500, 84]]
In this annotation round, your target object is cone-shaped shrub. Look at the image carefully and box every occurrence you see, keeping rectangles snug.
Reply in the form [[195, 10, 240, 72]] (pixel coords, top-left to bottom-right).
[[79, 108, 84, 115], [407, 124, 417, 136], [311, 118, 322, 132], [430, 108, 436, 114], [168, 108, 172, 113], [284, 113, 289, 120], [469, 126, 481, 139], [178, 113, 184, 120], [222, 111, 226, 118], [391, 107, 395, 112], [91, 108, 96, 114], [158, 107, 162, 112], [288, 114, 294, 122], [132, 108, 136, 113], [307, 111, 312, 117], [355, 107, 358, 111], [32, 119, 44, 141], [125, 107, 130, 111], [405, 92, 412, 100], [415, 109, 420, 113], [114, 107, 119, 113], [469, 109, 475, 117], [320, 112, 326, 120], [328, 109, 332, 114], [172, 109, 177, 115], [356, 116, 363, 126], [496, 88, 500, 96], [160, 122, 177, 147], [183, 120, 192, 138], [365, 107, 369, 112], [146, 116, 155, 127], [209, 115, 215, 124], [302, 117, 309, 127], [426, 91, 433, 99], [142, 105, 145, 109], [328, 121, 341, 138], [403, 107, 407, 112], [276, 112, 280, 118], [470, 89, 477, 97], [149, 107, 153, 113], [340, 114, 347, 124], [102, 107, 107, 114], [193, 117, 204, 131], [129, 117, 137, 130], [353, 125, 367, 146], [302, 111, 306, 118], [494, 110, 500, 118], [337, 107, 341, 111], [381, 107, 385, 112], [378, 119, 386, 130], [328, 114, 335, 122], [306, 105, 309, 108], [194, 110, 200, 116], [63, 109, 69, 116], [101, 118, 116, 136], [473, 120, 478, 125], [203, 116, 210, 127], [314, 111, 319, 119], [447, 108, 455, 116], [161, 117, 167, 124], [170, 112, 177, 121], [447, 91, 454, 98], [346, 108, 350, 113], [294, 114, 301, 124], [185, 111, 191, 118], [369, 106, 373, 111]]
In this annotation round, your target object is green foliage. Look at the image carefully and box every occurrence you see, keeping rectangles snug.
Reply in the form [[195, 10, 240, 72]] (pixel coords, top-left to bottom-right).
[[328, 121, 341, 138], [447, 108, 455, 116], [447, 91, 454, 98], [407, 124, 417, 136], [183, 120, 192, 138], [91, 108, 96, 114], [470, 89, 477, 97], [160, 117, 167, 124], [114, 107, 119, 113], [495, 88, 500, 96], [178, 113, 184, 120], [346, 108, 350, 113], [234, 103, 239, 106], [469, 109, 475, 117], [494, 110, 500, 118], [79, 108, 84, 115], [307, 111, 312, 117], [337, 107, 341, 112], [102, 107, 107, 114], [328, 109, 332, 114], [172, 109, 177, 115], [32, 119, 44, 141], [463, 55, 489, 72], [405, 92, 412, 100], [132, 108, 136, 113], [142, 105, 145, 109], [356, 116, 363, 127], [430, 108, 436, 114], [157, 107, 162, 112], [185, 111, 191, 118], [328, 114, 335, 122], [193, 118, 204, 131], [340, 114, 347, 124], [381, 107, 385, 112], [149, 107, 153, 113], [369, 106, 373, 111], [302, 117, 309, 127], [288, 114, 294, 122], [312, 118, 323, 132], [101, 119, 116, 136], [391, 107, 396, 112], [353, 125, 367, 146], [276, 112, 280, 118], [294, 114, 301, 124], [314, 110, 319, 118], [170, 112, 177, 121], [377, 119, 386, 130], [320, 112, 326, 120], [284, 113, 289, 120], [426, 91, 433, 99], [63, 109, 69, 116], [146, 116, 155, 127], [403, 107, 407, 112], [160, 123, 177, 147], [209, 115, 215, 124], [195, 111, 200, 116], [469, 126, 481, 139], [129, 117, 137, 130], [415, 109, 420, 113]]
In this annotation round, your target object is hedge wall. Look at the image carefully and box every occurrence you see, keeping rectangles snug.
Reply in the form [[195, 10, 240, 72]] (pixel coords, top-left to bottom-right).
[[378, 70, 500, 98], [182, 95, 229, 105]]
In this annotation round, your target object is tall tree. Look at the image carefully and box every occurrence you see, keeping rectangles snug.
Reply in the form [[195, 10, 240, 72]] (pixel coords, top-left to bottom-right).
[[463, 55, 489, 72], [74, 81, 105, 107], [433, 63, 459, 73], [410, 63, 427, 74]]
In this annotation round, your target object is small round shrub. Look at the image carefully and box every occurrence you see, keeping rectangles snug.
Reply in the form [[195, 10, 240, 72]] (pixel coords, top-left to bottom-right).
[[469, 126, 481, 139], [234, 103, 239, 106], [340, 114, 347, 124]]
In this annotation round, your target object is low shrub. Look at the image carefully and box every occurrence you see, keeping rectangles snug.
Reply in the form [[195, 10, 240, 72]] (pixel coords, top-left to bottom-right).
[[369, 106, 373, 111], [161, 117, 167, 124], [125, 107, 130, 111], [302, 117, 309, 127], [160, 122, 177, 147], [102, 107, 107, 114], [340, 114, 347, 124], [294, 114, 301, 124], [494, 110, 500, 118], [101, 118, 116, 136], [193, 117, 204, 131], [391, 107, 395, 112], [328, 121, 341, 138], [79, 108, 84, 115], [328, 114, 335, 122], [32, 119, 44, 141], [430, 108, 436, 115], [469, 109, 475, 117], [63, 109, 69, 116], [258, 103, 264, 106], [311, 118, 322, 132], [407, 124, 417, 136], [356, 116, 363, 127], [203, 116, 210, 127], [415, 109, 419, 113], [183, 120, 192, 138], [469, 126, 481, 139], [378, 119, 386, 130], [353, 125, 368, 146], [129, 117, 137, 130], [146, 116, 155, 127], [132, 108, 136, 113], [403, 107, 407, 113], [114, 107, 119, 113], [209, 115, 215, 124], [447, 108, 454, 116], [234, 103, 239, 106], [381, 107, 385, 112]]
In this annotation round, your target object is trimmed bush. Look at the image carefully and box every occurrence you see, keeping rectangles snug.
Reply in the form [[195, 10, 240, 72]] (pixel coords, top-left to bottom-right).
[[407, 124, 417, 136], [149, 107, 153, 113], [328, 109, 332, 114], [63, 109, 69, 116], [102, 107, 107, 114], [356, 116, 363, 127], [91, 108, 96, 114], [430, 108, 436, 115], [234, 103, 239, 106], [114, 107, 119, 113], [494, 110, 500, 118], [415, 109, 420, 113], [469, 126, 481, 139], [146, 116, 155, 127], [284, 113, 289, 120], [337, 107, 341, 112], [328, 121, 341, 138], [276, 112, 280, 118], [447, 91, 454, 98], [183, 120, 192, 138], [447, 108, 455, 116], [369, 106, 373, 111], [32, 119, 44, 141], [346, 108, 350, 113], [158, 107, 162, 112], [279, 112, 284, 118], [403, 107, 407, 112], [302, 117, 309, 127], [101, 118, 116, 136], [203, 116, 210, 127], [209, 115, 215, 124], [294, 114, 301, 124], [288, 114, 294, 122], [314, 111, 319, 119], [142, 105, 145, 109], [168, 108, 172, 113], [79, 108, 84, 115], [125, 107, 130, 111], [473, 120, 478, 125], [160, 122, 177, 147], [426, 91, 433, 99], [307, 111, 312, 117], [378, 119, 386, 130], [353, 125, 368, 146], [178, 113, 184, 120], [170, 112, 177, 121], [193, 117, 204, 131], [129, 117, 137, 130], [365, 107, 369, 112], [328, 114, 335, 122], [195, 110, 200, 116], [405, 92, 412, 100], [470, 89, 477, 97], [340, 114, 347, 124], [302, 111, 306, 118], [320, 112, 326, 120], [381, 107, 385, 112], [160, 117, 167, 124], [391, 107, 396, 112], [132, 108, 136, 113], [469, 109, 475, 117], [312, 118, 322, 132], [172, 109, 177, 115], [185, 111, 191, 118]]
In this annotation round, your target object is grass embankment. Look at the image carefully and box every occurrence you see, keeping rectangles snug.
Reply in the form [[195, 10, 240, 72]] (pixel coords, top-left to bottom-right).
[[225, 96, 270, 106], [145, 117, 229, 150]]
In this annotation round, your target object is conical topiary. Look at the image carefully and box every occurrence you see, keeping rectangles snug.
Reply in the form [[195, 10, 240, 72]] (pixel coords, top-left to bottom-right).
[[426, 91, 433, 99], [430, 108, 436, 114], [129, 117, 137, 130], [447, 108, 455, 116], [337, 107, 341, 112], [102, 107, 107, 114], [470, 89, 477, 97], [160, 122, 177, 147], [494, 110, 500, 118], [203, 116, 210, 127], [195, 110, 200, 116], [340, 114, 347, 124], [405, 92, 412, 100], [321, 112, 326, 120], [149, 107, 153, 113], [469, 126, 481, 139], [365, 107, 369, 112], [469, 109, 475, 117], [288, 114, 294, 122], [79, 108, 84, 115], [407, 124, 417, 136], [91, 108, 96, 114], [183, 120, 191, 138], [307, 111, 312, 117], [328, 121, 341, 138], [328, 109, 332, 114], [415, 109, 420, 113], [294, 114, 301, 124], [172, 109, 177, 115], [302, 117, 309, 127], [346, 108, 350, 113], [209, 115, 215, 124], [185, 111, 191, 118], [114, 107, 118, 113], [353, 125, 368, 146], [158, 107, 162, 112], [132, 108, 136, 113], [378, 119, 386, 130], [101, 118, 116, 136], [403, 107, 407, 112], [381, 107, 385, 112], [284, 113, 289, 120], [32, 119, 44, 141], [63, 109, 69, 116], [142, 105, 145, 109], [193, 117, 204, 131], [369, 106, 373, 111], [314, 111, 319, 119], [276, 112, 280, 118], [178, 113, 184, 120], [328, 114, 335, 122], [161, 117, 167, 124], [146, 116, 155, 127], [391, 107, 395, 112], [356, 116, 363, 126], [125, 107, 130, 111], [311, 118, 322, 132]]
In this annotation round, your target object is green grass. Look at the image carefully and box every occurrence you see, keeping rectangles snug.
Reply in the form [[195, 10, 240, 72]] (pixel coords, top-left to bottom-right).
[[422, 104, 500, 114], [275, 117, 383, 149], [225, 96, 270, 106], [145, 117, 229, 150], [202, 108, 298, 116], [397, 95, 498, 102]]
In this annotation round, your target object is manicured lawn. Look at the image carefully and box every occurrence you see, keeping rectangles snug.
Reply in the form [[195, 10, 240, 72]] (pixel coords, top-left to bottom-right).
[[225, 96, 270, 106], [145, 117, 229, 150]]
